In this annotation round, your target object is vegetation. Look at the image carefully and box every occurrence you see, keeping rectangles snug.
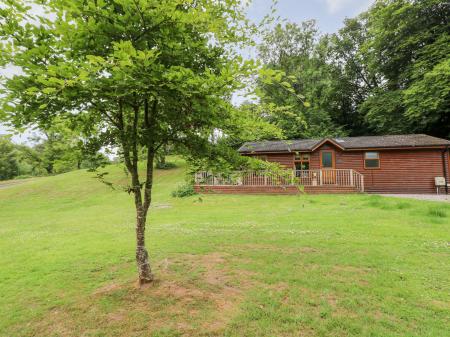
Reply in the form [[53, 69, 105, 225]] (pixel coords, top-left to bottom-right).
[[0, 136, 19, 180], [171, 182, 196, 198], [0, 133, 109, 180], [0, 162, 449, 336], [0, 1, 449, 334], [0, 0, 263, 283], [254, 0, 450, 139]]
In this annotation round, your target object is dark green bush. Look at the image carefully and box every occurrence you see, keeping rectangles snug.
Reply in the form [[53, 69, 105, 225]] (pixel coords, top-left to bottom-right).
[[156, 161, 177, 169]]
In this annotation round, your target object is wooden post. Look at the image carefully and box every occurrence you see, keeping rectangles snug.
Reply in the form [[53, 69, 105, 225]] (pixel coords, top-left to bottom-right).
[[361, 175, 364, 192], [350, 169, 354, 186]]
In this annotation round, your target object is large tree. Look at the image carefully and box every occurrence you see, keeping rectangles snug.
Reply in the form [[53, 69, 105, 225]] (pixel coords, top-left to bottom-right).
[[328, 0, 449, 137], [0, 135, 19, 180], [254, 1, 449, 139], [256, 21, 346, 138], [362, 0, 450, 137], [0, 0, 255, 284]]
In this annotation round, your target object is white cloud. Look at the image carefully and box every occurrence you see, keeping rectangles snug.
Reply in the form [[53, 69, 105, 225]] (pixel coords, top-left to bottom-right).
[[323, 0, 373, 14]]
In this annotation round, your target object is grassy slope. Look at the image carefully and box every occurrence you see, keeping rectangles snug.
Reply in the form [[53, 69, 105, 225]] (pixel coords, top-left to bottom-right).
[[0, 159, 449, 337]]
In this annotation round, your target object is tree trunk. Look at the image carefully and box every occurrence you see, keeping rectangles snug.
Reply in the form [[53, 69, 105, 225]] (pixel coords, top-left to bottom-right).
[[135, 207, 153, 285], [133, 150, 155, 285]]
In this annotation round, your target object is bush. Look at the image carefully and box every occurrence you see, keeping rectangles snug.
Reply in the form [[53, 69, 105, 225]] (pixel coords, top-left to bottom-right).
[[171, 183, 196, 198], [156, 161, 177, 170]]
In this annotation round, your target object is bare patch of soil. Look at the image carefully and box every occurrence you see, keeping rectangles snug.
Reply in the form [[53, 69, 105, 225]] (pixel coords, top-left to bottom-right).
[[33, 308, 77, 337]]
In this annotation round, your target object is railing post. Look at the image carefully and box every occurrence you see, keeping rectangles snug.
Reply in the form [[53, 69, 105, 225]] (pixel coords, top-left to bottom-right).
[[361, 175, 364, 192], [319, 170, 323, 185], [350, 169, 354, 186]]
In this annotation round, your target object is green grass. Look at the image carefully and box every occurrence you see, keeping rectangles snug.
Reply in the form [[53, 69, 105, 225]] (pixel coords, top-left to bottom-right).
[[0, 159, 449, 337]]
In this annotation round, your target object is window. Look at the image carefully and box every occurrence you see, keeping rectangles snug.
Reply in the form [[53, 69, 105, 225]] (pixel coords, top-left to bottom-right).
[[364, 152, 380, 169], [295, 162, 309, 170], [321, 151, 333, 168], [294, 153, 310, 176]]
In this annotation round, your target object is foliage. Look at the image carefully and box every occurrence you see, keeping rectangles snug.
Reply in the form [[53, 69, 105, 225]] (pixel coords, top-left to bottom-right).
[[361, 0, 450, 137], [0, 124, 109, 179], [255, 21, 347, 139], [171, 183, 196, 198], [253, 0, 450, 138], [155, 145, 177, 169], [156, 161, 177, 170], [0, 136, 19, 180]]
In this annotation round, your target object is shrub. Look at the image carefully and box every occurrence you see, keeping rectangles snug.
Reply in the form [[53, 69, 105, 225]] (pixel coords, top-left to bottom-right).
[[171, 183, 196, 198], [156, 161, 177, 170]]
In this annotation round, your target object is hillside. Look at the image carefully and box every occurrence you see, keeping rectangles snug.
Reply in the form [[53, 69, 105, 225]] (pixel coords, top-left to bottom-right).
[[0, 160, 449, 337]]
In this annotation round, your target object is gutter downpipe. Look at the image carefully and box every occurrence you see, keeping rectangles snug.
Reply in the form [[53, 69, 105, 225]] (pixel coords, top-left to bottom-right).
[[443, 145, 449, 195]]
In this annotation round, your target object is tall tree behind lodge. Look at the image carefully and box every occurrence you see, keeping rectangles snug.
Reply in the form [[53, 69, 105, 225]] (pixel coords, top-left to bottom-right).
[[255, 0, 450, 138], [0, 0, 257, 284]]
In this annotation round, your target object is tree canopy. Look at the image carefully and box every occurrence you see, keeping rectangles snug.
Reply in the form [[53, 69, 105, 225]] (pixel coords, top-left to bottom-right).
[[253, 0, 450, 139]]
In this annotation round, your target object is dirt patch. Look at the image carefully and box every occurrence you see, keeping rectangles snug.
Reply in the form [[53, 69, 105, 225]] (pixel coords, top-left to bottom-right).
[[107, 310, 126, 322], [429, 299, 450, 310], [32, 308, 77, 337]]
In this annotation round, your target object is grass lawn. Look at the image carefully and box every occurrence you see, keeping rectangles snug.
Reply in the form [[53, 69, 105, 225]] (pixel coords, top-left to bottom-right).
[[0, 159, 449, 337]]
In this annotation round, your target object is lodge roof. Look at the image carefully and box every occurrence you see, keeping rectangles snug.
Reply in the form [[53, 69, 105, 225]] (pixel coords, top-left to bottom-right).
[[238, 134, 450, 153]]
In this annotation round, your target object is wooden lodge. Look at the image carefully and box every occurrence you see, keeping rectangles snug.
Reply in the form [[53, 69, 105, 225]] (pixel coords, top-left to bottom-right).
[[194, 134, 450, 194]]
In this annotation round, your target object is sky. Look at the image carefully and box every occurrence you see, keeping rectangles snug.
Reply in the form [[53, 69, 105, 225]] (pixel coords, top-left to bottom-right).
[[247, 0, 373, 33], [0, 0, 374, 144]]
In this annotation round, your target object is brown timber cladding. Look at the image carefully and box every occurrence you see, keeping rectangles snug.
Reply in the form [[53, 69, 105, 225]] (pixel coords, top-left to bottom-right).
[[257, 144, 449, 194]]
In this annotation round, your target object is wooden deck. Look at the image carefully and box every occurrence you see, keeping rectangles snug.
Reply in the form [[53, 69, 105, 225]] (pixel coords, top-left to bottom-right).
[[194, 169, 364, 194]]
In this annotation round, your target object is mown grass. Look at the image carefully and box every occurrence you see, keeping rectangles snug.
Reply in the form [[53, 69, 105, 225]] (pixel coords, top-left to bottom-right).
[[0, 159, 449, 337]]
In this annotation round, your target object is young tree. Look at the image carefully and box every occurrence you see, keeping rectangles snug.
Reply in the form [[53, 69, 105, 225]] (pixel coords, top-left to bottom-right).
[[0, 0, 255, 284]]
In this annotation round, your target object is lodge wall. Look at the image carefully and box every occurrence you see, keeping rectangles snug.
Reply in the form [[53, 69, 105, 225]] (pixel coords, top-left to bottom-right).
[[246, 144, 449, 194]]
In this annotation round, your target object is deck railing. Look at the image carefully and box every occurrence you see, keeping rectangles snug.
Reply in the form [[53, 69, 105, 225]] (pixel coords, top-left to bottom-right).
[[194, 169, 364, 192]]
